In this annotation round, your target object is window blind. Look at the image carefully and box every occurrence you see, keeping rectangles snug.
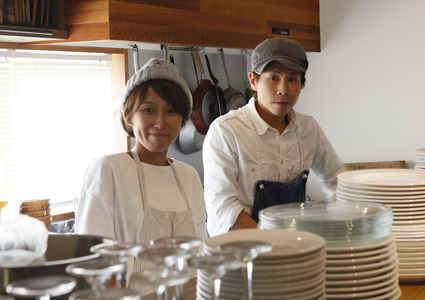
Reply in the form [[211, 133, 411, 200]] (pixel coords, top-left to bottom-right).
[[0, 51, 116, 204]]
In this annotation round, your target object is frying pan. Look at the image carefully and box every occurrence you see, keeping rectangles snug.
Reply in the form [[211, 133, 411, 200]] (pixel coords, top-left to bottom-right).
[[242, 49, 253, 101], [178, 49, 206, 154], [204, 51, 227, 116], [219, 48, 247, 111], [191, 48, 222, 134]]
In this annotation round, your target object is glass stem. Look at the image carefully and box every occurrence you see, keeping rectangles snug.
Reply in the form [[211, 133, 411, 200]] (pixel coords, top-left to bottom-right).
[[37, 296, 50, 300], [156, 284, 167, 300], [241, 261, 248, 300], [213, 277, 221, 300], [174, 258, 185, 300], [246, 260, 254, 300]]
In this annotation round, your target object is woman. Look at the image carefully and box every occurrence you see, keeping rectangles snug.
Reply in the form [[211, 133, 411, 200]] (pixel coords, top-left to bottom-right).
[[75, 58, 207, 292]]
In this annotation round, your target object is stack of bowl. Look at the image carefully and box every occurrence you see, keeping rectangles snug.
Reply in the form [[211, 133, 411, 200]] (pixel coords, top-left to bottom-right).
[[20, 199, 51, 229]]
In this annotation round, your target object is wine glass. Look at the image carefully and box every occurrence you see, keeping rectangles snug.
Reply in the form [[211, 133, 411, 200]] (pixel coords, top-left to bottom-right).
[[150, 236, 201, 300], [130, 269, 190, 300], [137, 247, 190, 299], [91, 242, 144, 288], [217, 241, 272, 300], [66, 259, 126, 294], [69, 287, 142, 300], [6, 275, 76, 300], [187, 254, 244, 300]]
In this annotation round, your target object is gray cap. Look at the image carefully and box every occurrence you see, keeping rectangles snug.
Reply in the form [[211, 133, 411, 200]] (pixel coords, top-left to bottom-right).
[[251, 37, 309, 74], [117, 58, 192, 113]]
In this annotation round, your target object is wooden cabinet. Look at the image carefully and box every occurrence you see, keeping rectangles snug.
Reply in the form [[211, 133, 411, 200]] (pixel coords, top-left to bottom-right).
[[0, 0, 67, 43], [62, 0, 320, 51]]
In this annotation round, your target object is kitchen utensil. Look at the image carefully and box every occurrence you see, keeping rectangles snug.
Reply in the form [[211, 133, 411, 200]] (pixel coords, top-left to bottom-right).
[[0, 234, 115, 299], [219, 48, 247, 111], [241, 49, 253, 101], [204, 50, 226, 116], [6, 275, 77, 300], [191, 48, 221, 134], [177, 49, 205, 154]]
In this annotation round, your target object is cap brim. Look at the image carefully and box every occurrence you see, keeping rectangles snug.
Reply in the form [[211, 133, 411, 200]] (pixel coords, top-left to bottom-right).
[[254, 57, 306, 74]]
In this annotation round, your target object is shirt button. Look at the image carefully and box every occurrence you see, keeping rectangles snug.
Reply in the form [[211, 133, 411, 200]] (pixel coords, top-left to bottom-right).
[[251, 167, 255, 172], [280, 160, 284, 165]]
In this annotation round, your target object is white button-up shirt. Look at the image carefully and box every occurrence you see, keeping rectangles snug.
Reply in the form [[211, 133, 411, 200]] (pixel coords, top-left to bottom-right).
[[203, 98, 345, 237]]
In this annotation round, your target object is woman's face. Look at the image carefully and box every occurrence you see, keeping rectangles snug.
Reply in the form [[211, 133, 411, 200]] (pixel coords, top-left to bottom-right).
[[128, 87, 182, 160]]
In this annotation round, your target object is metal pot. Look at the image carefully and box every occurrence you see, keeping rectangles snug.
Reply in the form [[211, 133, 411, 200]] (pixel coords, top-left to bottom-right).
[[1, 234, 115, 299]]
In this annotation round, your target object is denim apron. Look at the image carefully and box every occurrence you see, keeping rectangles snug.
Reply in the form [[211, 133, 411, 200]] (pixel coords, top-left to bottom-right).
[[249, 115, 309, 223]]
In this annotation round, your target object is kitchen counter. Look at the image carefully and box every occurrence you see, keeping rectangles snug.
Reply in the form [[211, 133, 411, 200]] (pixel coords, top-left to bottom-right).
[[143, 278, 425, 300]]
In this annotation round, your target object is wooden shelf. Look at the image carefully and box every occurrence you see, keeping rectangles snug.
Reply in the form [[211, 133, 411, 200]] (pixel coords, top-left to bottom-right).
[[0, 0, 68, 42], [41, 0, 320, 51]]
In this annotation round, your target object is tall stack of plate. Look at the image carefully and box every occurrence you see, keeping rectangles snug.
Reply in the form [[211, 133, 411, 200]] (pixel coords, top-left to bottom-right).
[[198, 229, 326, 300], [258, 201, 401, 299], [337, 168, 425, 281], [415, 148, 425, 171]]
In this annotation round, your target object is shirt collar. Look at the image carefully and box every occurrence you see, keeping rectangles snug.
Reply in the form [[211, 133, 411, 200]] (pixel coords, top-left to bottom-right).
[[248, 98, 299, 135]]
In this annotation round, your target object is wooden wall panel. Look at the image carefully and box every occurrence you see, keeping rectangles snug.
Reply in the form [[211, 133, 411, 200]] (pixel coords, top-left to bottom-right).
[[114, 0, 200, 12], [66, 0, 109, 24], [109, 22, 266, 49], [109, 2, 265, 36], [200, 0, 320, 26]]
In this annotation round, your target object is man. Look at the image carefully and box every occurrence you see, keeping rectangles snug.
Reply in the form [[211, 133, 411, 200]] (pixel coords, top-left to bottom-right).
[[202, 37, 345, 237]]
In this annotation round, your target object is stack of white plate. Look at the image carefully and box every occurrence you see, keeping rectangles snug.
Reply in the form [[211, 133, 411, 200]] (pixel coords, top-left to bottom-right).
[[326, 234, 400, 300], [258, 201, 401, 299], [198, 229, 326, 300], [415, 148, 425, 171], [337, 168, 425, 281]]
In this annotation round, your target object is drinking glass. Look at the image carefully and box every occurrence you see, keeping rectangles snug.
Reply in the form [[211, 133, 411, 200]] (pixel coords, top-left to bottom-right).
[[6, 275, 76, 300], [69, 287, 142, 300], [130, 269, 190, 300], [217, 241, 272, 300], [91, 242, 144, 288], [187, 254, 244, 300], [150, 236, 201, 300], [66, 259, 126, 293]]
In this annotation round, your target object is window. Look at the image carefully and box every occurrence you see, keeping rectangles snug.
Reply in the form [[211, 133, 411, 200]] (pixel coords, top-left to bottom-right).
[[0, 49, 126, 208]]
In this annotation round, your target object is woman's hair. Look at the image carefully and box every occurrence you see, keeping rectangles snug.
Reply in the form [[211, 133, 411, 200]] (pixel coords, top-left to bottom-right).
[[121, 79, 191, 137]]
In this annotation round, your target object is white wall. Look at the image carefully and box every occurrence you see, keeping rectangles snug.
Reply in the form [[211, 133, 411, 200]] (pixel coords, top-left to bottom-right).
[[298, 0, 425, 199]]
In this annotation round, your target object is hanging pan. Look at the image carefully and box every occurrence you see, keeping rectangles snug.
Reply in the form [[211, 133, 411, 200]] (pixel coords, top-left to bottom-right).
[[242, 49, 253, 101], [178, 49, 206, 154], [219, 48, 247, 111], [191, 48, 223, 135], [204, 50, 227, 116]]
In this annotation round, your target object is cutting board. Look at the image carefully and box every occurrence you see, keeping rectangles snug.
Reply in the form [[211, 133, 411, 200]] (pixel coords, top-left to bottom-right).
[[344, 160, 406, 171]]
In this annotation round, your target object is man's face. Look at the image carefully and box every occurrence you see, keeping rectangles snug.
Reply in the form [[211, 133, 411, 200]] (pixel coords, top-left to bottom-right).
[[249, 62, 303, 124]]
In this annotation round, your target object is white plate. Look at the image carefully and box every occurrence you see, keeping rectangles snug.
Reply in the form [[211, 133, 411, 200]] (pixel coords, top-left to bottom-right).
[[338, 169, 425, 188], [325, 259, 397, 280], [393, 209, 425, 215], [326, 243, 394, 259], [398, 256, 425, 263], [197, 269, 325, 294], [326, 253, 397, 273], [326, 234, 394, 253], [325, 279, 399, 299], [203, 229, 325, 258], [337, 188, 425, 200], [326, 247, 396, 266], [325, 266, 398, 287], [396, 245, 425, 253], [393, 219, 425, 225], [337, 184, 425, 195], [393, 214, 425, 220], [326, 272, 398, 293]]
